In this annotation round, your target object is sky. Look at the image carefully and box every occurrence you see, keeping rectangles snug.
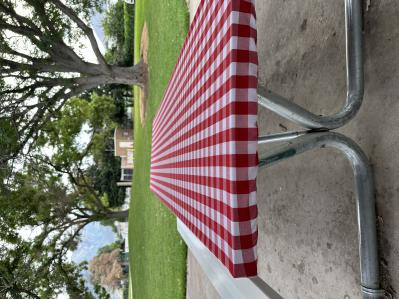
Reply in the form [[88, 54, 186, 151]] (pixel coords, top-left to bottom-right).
[[55, 222, 117, 299], [71, 222, 118, 297]]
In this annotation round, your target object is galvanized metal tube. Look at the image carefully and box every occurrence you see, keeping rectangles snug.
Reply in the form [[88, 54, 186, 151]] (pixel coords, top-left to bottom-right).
[[257, 0, 364, 130], [258, 131, 309, 144], [259, 132, 384, 298]]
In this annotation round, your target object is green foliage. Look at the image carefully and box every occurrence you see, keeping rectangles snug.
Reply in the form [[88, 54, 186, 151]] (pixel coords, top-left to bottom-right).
[[103, 1, 134, 66], [103, 0, 125, 45], [97, 241, 122, 255], [0, 160, 126, 298], [80, 83, 133, 127], [0, 160, 123, 298], [0, 241, 97, 299], [37, 93, 125, 207], [93, 284, 111, 299], [0, 118, 19, 162], [0, 168, 68, 236], [0, 91, 127, 234], [123, 2, 135, 66], [65, 0, 107, 15], [0, 88, 129, 298], [87, 141, 126, 208]]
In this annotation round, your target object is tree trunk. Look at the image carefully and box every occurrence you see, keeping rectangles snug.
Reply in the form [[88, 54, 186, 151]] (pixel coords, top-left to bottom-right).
[[105, 210, 129, 221], [81, 61, 147, 87], [109, 61, 147, 87]]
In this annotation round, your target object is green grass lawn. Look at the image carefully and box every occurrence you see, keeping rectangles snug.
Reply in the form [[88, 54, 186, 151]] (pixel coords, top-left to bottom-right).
[[128, 1, 189, 299]]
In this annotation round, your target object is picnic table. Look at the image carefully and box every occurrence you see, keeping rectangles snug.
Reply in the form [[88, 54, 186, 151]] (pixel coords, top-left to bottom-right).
[[150, 0, 258, 277], [150, 0, 385, 298]]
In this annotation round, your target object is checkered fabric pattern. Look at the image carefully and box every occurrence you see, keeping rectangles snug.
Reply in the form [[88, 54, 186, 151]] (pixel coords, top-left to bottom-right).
[[150, 0, 258, 277]]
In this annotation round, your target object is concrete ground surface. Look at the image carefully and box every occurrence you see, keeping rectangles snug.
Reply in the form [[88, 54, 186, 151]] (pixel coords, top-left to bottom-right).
[[186, 1, 399, 298]]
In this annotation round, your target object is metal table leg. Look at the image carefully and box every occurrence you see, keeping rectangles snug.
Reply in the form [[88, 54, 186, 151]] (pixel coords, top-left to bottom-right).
[[257, 0, 364, 130], [258, 130, 310, 144], [255, 0, 384, 296], [258, 132, 385, 298]]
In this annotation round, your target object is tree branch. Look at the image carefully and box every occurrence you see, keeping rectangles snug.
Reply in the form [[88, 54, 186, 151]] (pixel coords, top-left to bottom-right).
[[48, 0, 107, 67]]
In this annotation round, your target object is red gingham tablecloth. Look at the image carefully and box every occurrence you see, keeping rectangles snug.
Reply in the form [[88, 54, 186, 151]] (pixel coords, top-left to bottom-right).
[[150, 0, 258, 277]]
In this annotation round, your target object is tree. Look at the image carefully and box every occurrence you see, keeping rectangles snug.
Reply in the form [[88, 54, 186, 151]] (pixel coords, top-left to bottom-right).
[[0, 117, 19, 182], [0, 91, 129, 273], [0, 162, 129, 297], [0, 153, 123, 298], [35, 93, 126, 207], [102, 0, 125, 48], [1, 167, 126, 243], [86, 143, 126, 208], [102, 0, 134, 66], [89, 249, 124, 290], [0, 241, 100, 299], [96, 241, 122, 255], [88, 83, 134, 126], [0, 0, 145, 162]]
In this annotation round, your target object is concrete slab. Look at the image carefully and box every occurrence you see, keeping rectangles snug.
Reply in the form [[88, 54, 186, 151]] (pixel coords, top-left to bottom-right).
[[186, 250, 221, 299], [186, 1, 399, 298]]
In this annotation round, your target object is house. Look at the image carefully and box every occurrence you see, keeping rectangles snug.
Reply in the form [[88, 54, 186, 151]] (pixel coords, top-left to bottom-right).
[[114, 127, 134, 186]]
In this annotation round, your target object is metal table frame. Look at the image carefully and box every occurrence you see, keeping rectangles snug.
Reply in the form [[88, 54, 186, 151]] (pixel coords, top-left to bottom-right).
[[257, 0, 364, 131], [179, 0, 385, 298]]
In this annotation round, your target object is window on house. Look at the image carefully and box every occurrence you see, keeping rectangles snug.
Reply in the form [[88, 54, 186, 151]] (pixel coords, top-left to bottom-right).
[[121, 168, 133, 181]]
